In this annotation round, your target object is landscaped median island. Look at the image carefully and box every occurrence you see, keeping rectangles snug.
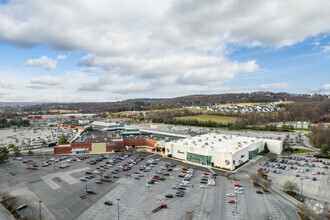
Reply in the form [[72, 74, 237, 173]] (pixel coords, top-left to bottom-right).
[[249, 172, 272, 193], [292, 148, 315, 154]]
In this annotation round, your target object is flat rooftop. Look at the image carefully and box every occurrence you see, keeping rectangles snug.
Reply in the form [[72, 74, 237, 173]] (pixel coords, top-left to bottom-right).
[[167, 133, 264, 154], [73, 130, 122, 143]]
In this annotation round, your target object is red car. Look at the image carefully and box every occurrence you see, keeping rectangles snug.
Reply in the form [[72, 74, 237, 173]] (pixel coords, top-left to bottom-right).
[[33, 164, 39, 167], [234, 184, 242, 187], [182, 168, 188, 171], [317, 172, 320, 175], [228, 200, 236, 204], [41, 164, 48, 167], [151, 179, 158, 182], [184, 178, 191, 181], [203, 172, 209, 175]]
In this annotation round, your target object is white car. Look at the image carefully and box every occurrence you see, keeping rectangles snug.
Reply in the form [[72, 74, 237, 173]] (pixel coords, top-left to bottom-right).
[[200, 185, 208, 188], [234, 190, 243, 194], [208, 181, 216, 186], [76, 159, 82, 162], [227, 193, 235, 197], [235, 187, 243, 190], [16, 157, 23, 161], [94, 170, 100, 174]]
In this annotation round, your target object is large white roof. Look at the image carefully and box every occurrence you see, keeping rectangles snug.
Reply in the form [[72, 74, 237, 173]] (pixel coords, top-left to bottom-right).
[[167, 133, 263, 154]]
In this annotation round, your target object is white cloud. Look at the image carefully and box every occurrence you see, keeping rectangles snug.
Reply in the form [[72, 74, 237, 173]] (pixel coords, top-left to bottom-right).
[[28, 76, 64, 89], [321, 45, 330, 52], [57, 55, 67, 60], [259, 82, 290, 90], [24, 54, 66, 70], [311, 84, 330, 93], [0, 0, 330, 100], [24, 56, 57, 70]]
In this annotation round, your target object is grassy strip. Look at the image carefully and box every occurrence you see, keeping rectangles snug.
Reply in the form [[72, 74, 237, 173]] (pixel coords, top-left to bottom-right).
[[174, 115, 237, 123], [292, 148, 315, 153]]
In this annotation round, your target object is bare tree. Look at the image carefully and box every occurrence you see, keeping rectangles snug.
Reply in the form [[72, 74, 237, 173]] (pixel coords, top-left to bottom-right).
[[283, 180, 298, 192], [266, 152, 276, 160], [261, 180, 272, 190], [296, 203, 313, 219], [250, 173, 262, 185]]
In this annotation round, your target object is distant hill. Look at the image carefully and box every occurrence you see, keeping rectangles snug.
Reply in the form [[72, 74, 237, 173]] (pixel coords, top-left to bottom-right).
[[1, 92, 329, 113]]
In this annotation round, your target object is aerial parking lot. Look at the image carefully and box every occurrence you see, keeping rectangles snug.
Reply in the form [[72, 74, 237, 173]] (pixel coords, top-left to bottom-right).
[[0, 152, 300, 220], [0, 126, 74, 149], [252, 155, 330, 204]]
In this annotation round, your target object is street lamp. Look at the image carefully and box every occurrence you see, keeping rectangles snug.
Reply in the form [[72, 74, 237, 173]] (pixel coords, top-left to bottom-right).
[[300, 178, 303, 201], [39, 200, 42, 220], [85, 180, 88, 193], [117, 199, 120, 220]]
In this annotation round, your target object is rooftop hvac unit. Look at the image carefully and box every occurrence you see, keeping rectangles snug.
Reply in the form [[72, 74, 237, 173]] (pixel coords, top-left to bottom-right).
[[218, 139, 222, 141], [251, 140, 254, 142], [202, 145, 205, 148], [213, 136, 216, 138], [206, 137, 208, 140], [199, 139, 202, 142], [205, 142, 208, 145], [243, 141, 247, 144]]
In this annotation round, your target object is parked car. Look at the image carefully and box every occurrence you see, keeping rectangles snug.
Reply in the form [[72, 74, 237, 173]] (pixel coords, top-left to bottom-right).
[[104, 201, 113, 206], [228, 200, 236, 204], [256, 191, 264, 194], [165, 194, 173, 198], [87, 190, 96, 194], [16, 204, 28, 211]]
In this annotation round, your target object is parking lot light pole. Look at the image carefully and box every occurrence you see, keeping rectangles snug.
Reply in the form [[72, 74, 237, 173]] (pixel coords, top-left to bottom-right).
[[39, 200, 42, 220], [117, 199, 120, 220], [300, 178, 303, 200]]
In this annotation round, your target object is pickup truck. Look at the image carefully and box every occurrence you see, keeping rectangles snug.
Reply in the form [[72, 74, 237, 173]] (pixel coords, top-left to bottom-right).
[[151, 204, 167, 213]]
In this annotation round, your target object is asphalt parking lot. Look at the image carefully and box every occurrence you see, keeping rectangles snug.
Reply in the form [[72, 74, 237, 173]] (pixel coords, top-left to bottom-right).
[[0, 126, 74, 148], [78, 155, 299, 220], [252, 154, 330, 204], [0, 152, 300, 220]]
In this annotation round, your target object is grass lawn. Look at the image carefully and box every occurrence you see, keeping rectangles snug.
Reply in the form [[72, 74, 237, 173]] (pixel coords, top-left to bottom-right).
[[292, 148, 315, 153], [175, 115, 237, 123]]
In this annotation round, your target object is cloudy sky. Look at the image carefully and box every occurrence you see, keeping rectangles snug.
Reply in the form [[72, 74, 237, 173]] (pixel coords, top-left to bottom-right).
[[0, 0, 329, 102]]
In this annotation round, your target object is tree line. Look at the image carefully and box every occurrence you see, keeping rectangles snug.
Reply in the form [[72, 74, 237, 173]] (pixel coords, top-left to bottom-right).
[[309, 125, 330, 149], [0, 117, 30, 128]]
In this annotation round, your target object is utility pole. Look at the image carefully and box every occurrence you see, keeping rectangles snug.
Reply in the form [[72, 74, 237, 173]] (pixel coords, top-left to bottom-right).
[[117, 198, 120, 220], [39, 200, 42, 220], [53, 149, 55, 170], [300, 178, 303, 201], [147, 171, 150, 192]]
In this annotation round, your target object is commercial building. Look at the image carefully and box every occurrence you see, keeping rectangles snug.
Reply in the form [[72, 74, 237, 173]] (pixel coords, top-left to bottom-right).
[[165, 133, 282, 170]]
